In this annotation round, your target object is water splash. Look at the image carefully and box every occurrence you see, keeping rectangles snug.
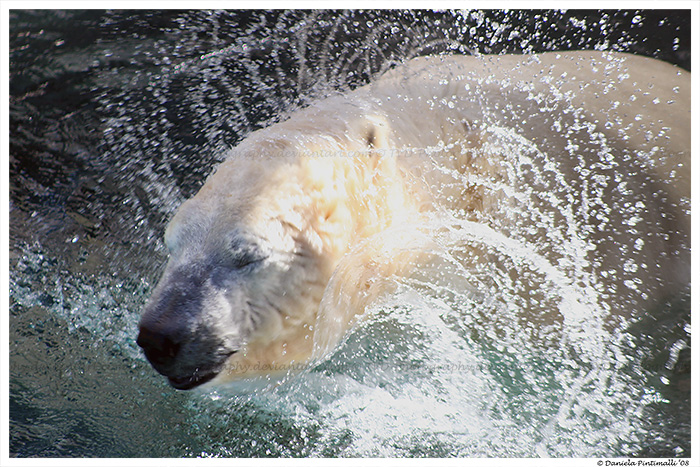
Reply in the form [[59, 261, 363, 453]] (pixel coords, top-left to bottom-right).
[[9, 10, 691, 458]]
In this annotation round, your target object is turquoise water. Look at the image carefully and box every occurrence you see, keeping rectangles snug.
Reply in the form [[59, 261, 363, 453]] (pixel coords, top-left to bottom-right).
[[9, 10, 691, 458]]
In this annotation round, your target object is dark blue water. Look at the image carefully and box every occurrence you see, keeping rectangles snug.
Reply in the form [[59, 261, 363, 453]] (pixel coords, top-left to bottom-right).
[[8, 10, 691, 458]]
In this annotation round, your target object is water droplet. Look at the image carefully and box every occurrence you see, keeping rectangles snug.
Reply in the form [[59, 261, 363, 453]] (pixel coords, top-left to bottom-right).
[[623, 260, 638, 273]]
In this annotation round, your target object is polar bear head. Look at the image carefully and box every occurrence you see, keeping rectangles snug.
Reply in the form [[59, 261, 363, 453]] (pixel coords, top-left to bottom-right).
[[137, 107, 407, 389]]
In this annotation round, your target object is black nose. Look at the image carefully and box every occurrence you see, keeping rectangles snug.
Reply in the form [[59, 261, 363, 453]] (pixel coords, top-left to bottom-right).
[[137, 326, 182, 368]]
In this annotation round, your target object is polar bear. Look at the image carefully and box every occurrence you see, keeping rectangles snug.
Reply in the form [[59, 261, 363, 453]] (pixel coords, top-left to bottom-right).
[[137, 52, 690, 390]]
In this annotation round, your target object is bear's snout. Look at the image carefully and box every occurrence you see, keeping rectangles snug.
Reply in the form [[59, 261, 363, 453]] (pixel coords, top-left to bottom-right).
[[137, 317, 238, 390], [137, 320, 235, 390], [136, 325, 182, 368], [138, 263, 246, 389]]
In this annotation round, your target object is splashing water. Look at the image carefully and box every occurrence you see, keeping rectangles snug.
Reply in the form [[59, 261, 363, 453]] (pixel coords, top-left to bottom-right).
[[9, 10, 691, 458]]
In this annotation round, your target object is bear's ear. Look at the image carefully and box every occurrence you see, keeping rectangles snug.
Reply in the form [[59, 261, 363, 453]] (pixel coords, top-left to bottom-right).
[[365, 126, 377, 149], [353, 114, 391, 152]]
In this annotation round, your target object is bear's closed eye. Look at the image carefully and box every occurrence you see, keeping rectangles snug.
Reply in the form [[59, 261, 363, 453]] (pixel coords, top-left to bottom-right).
[[225, 237, 267, 269]]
